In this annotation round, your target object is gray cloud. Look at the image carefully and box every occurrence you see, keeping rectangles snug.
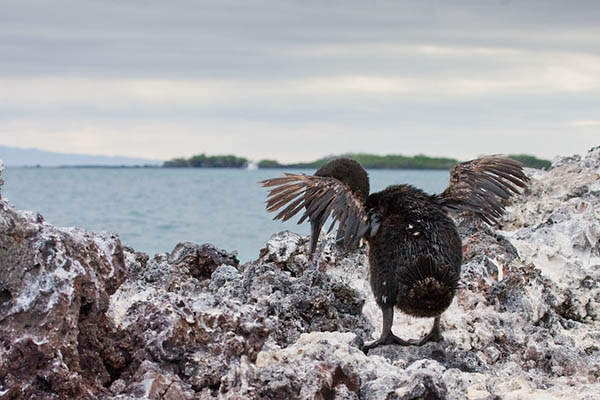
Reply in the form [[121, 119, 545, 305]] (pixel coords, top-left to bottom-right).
[[0, 0, 599, 161]]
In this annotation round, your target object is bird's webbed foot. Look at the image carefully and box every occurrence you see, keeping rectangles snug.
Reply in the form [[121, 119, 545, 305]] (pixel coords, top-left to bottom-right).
[[362, 313, 445, 352], [414, 316, 443, 346], [414, 330, 443, 346], [362, 307, 414, 353], [362, 332, 412, 353]]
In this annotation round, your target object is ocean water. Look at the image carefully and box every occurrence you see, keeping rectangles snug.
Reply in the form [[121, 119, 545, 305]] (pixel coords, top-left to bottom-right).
[[1, 167, 449, 262]]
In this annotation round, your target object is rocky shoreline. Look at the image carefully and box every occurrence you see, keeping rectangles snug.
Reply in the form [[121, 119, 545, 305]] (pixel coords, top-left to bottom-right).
[[0, 148, 599, 399]]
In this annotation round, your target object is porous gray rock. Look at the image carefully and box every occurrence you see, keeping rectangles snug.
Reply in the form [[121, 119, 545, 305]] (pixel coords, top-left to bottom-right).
[[1, 148, 600, 399], [105, 234, 373, 398], [0, 199, 129, 398]]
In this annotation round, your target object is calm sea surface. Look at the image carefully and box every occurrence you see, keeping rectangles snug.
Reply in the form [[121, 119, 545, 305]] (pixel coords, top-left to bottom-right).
[[2, 167, 449, 262]]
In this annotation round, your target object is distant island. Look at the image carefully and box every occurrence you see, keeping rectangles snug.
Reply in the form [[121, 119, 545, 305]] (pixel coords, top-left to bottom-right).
[[163, 154, 248, 168], [163, 153, 552, 170]]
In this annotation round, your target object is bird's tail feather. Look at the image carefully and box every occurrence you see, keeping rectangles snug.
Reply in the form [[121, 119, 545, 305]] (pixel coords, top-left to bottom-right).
[[399, 256, 459, 317], [401, 256, 459, 291]]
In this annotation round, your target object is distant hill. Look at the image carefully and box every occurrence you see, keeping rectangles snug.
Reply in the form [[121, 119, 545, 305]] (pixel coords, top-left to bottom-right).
[[503, 154, 552, 170], [0, 146, 161, 167], [258, 153, 552, 170], [258, 154, 457, 169]]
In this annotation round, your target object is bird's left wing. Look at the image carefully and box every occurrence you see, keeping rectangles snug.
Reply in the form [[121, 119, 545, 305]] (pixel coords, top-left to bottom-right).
[[261, 173, 369, 257], [434, 155, 529, 225]]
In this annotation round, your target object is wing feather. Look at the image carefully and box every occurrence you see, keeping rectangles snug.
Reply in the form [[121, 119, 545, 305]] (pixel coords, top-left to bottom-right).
[[275, 196, 306, 221], [261, 173, 368, 257], [435, 155, 529, 225]]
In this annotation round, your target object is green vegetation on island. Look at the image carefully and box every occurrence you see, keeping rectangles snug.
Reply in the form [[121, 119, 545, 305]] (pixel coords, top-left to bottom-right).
[[166, 153, 551, 170], [256, 159, 281, 168], [258, 153, 551, 170], [164, 154, 248, 168], [261, 154, 459, 169], [504, 154, 551, 170]]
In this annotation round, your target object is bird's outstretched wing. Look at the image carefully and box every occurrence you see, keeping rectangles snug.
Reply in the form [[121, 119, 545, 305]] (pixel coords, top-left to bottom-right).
[[261, 173, 369, 257], [434, 156, 529, 225]]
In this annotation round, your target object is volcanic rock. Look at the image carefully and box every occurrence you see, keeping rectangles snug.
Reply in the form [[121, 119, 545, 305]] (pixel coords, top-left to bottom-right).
[[0, 199, 129, 398]]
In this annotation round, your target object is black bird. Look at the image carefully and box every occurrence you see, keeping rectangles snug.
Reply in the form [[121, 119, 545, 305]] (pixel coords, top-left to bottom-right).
[[260, 156, 528, 351]]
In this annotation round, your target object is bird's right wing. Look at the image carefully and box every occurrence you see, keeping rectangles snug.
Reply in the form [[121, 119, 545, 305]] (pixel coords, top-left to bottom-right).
[[434, 155, 529, 225], [261, 173, 369, 257]]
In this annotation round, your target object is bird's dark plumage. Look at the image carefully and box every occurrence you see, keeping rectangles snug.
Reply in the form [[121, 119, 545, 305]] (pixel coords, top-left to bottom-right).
[[260, 156, 528, 351]]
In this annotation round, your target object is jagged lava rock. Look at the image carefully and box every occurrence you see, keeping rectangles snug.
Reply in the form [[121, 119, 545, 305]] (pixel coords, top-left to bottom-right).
[[0, 197, 129, 398], [105, 235, 373, 398]]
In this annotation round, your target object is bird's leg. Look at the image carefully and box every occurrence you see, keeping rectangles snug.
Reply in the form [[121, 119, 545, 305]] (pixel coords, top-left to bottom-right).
[[362, 307, 412, 353], [415, 316, 444, 345]]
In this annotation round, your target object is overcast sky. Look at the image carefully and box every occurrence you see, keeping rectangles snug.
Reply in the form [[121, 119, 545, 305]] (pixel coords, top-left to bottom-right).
[[1, 0, 599, 162]]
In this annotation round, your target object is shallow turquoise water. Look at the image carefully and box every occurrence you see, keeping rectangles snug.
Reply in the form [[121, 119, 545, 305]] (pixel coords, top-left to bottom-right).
[[2, 167, 449, 262]]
